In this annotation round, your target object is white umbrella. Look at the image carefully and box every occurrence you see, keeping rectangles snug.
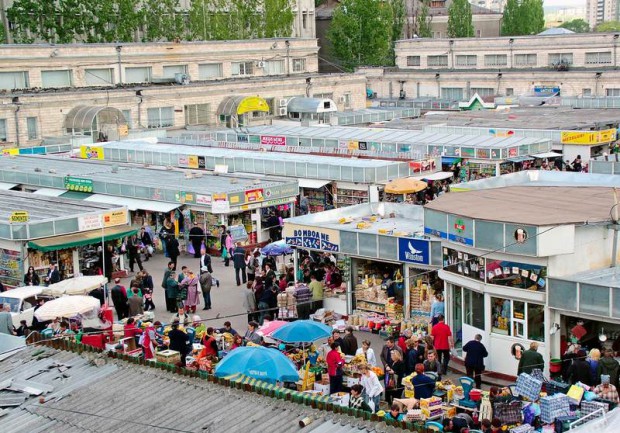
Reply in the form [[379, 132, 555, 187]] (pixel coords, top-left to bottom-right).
[[44, 275, 108, 296], [34, 295, 100, 321]]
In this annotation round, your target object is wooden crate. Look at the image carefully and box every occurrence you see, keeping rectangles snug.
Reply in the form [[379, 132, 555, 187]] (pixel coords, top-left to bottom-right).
[[156, 349, 181, 365]]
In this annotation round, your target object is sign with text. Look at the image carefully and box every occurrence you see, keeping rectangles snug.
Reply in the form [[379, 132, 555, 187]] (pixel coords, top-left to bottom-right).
[[102, 209, 127, 227], [195, 194, 212, 205], [64, 176, 94, 192], [188, 155, 199, 169], [245, 188, 264, 203], [398, 238, 430, 265], [9, 211, 29, 223], [561, 128, 617, 145], [284, 225, 340, 252], [212, 193, 230, 214], [260, 135, 286, 146], [80, 146, 104, 160], [78, 214, 103, 231]]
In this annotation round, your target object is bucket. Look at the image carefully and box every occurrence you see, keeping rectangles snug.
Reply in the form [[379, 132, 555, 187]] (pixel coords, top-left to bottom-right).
[[368, 321, 375, 329], [469, 389, 482, 401], [550, 358, 563, 373]]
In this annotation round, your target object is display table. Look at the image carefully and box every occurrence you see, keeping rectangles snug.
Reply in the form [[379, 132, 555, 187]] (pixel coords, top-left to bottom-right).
[[324, 296, 347, 315]]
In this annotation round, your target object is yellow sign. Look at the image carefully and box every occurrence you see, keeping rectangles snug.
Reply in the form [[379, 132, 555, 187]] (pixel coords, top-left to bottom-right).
[[188, 155, 199, 169], [1, 148, 19, 156], [102, 209, 127, 227], [118, 124, 129, 137], [237, 96, 270, 115], [9, 211, 29, 223], [561, 128, 617, 145], [80, 145, 105, 160]]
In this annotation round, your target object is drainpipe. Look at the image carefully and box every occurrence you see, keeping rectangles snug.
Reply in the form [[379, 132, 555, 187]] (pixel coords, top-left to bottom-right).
[[13, 98, 20, 146], [285, 40, 290, 77], [136, 90, 143, 128], [614, 34, 619, 70], [116, 45, 123, 84]]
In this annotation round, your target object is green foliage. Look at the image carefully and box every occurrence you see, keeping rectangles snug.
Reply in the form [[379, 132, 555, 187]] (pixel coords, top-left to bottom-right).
[[264, 0, 295, 38], [327, 0, 397, 71], [558, 19, 590, 33], [595, 21, 620, 32], [501, 0, 545, 36], [447, 0, 474, 38], [142, 0, 183, 42], [416, 1, 433, 38]]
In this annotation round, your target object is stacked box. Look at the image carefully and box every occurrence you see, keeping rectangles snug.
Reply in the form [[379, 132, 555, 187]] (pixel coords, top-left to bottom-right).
[[406, 409, 423, 421], [581, 400, 609, 416], [516, 373, 543, 401], [546, 379, 571, 396], [155, 349, 181, 365], [420, 396, 442, 418], [442, 406, 456, 418], [540, 393, 570, 423], [510, 424, 534, 433]]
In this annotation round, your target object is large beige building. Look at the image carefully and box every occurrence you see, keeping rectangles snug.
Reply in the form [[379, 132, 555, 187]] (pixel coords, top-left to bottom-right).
[[586, 0, 618, 29], [0, 39, 366, 145], [362, 32, 620, 100]]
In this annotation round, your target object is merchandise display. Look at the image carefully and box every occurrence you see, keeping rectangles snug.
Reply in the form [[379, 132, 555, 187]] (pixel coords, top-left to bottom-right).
[[336, 187, 369, 207]]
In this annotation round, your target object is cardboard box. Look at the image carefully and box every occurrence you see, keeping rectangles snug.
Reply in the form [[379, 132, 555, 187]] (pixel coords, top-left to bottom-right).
[[330, 392, 350, 407], [345, 376, 360, 387], [313, 383, 331, 395], [156, 349, 181, 365]]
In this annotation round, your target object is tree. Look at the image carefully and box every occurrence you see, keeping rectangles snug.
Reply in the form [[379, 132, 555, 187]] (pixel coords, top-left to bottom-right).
[[416, 0, 432, 38], [558, 18, 590, 33], [501, 0, 544, 36], [263, 0, 295, 38], [388, 0, 406, 62], [501, 0, 520, 36], [595, 21, 620, 32], [142, 0, 183, 41], [524, 0, 545, 35], [327, 0, 394, 71], [447, 0, 474, 38]]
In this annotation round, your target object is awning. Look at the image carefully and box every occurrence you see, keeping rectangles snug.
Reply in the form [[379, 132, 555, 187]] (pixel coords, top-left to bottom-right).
[[0, 182, 17, 190], [298, 178, 331, 189], [63, 105, 127, 131], [441, 157, 462, 164], [421, 172, 454, 181], [336, 181, 368, 191], [287, 97, 338, 114], [507, 156, 535, 163], [33, 188, 65, 197], [28, 225, 138, 252], [532, 151, 562, 158], [217, 96, 270, 116], [60, 191, 93, 200], [84, 194, 179, 213]]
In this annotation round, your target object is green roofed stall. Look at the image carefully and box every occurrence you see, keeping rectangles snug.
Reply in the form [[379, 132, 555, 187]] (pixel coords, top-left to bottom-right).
[[28, 225, 138, 252]]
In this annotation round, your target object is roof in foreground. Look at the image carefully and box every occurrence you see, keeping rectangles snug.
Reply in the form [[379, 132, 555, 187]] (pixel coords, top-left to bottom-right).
[[425, 186, 615, 226], [553, 266, 620, 288], [0, 345, 406, 433], [452, 170, 620, 191]]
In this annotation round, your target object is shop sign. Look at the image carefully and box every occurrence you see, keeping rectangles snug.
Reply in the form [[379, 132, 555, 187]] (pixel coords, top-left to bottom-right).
[[198, 156, 206, 169], [560, 128, 617, 145], [178, 155, 189, 166], [78, 214, 102, 231], [196, 194, 212, 205], [238, 134, 249, 143], [460, 148, 475, 158], [64, 176, 94, 192], [245, 188, 264, 203], [9, 211, 29, 223], [398, 238, 430, 265], [260, 135, 286, 146], [241, 197, 295, 211], [284, 225, 340, 252], [447, 215, 474, 246], [118, 124, 129, 136], [188, 155, 199, 169], [103, 209, 127, 227], [358, 141, 368, 150], [212, 193, 230, 214], [80, 145, 104, 160], [1, 148, 19, 156], [476, 148, 490, 159]]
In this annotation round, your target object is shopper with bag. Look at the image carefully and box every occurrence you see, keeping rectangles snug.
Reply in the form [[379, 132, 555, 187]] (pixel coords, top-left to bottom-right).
[[140, 227, 153, 261], [223, 230, 233, 267], [327, 342, 345, 395], [189, 223, 205, 259], [385, 350, 405, 404]]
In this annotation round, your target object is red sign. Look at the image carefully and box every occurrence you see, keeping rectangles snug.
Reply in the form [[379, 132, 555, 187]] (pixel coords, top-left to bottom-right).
[[245, 188, 264, 203], [260, 135, 286, 146]]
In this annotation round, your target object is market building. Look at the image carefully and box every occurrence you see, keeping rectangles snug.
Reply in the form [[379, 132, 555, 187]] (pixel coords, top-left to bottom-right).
[[0, 189, 131, 289], [423, 185, 620, 378], [0, 155, 299, 252]]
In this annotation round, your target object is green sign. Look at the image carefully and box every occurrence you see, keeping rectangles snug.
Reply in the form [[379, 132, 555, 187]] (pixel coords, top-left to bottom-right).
[[64, 176, 94, 192]]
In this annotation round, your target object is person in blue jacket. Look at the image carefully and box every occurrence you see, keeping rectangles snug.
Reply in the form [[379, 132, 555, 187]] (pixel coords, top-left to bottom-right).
[[463, 334, 489, 389]]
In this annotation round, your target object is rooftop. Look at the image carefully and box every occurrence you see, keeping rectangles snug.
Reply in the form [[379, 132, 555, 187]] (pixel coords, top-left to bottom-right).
[[425, 186, 616, 226], [554, 266, 620, 288]]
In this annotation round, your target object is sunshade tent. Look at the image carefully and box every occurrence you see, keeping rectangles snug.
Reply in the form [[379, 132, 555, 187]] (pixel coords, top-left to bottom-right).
[[216, 96, 270, 116], [43, 275, 108, 297], [28, 226, 138, 252], [214, 346, 299, 383], [270, 320, 332, 344], [384, 178, 428, 194], [257, 320, 289, 337], [261, 240, 293, 257], [34, 295, 100, 321]]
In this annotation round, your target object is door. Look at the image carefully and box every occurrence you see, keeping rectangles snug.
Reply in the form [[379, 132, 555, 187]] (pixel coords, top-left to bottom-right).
[[451, 284, 463, 353]]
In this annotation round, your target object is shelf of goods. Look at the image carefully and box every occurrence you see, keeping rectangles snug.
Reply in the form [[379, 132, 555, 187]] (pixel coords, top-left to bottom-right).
[[0, 248, 22, 289], [354, 282, 403, 319], [277, 288, 298, 319], [29, 249, 74, 280], [305, 189, 327, 213], [336, 188, 368, 207], [409, 278, 433, 326]]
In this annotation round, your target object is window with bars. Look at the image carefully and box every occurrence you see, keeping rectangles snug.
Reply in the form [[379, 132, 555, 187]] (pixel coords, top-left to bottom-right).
[[484, 54, 507, 67], [0, 71, 29, 90], [184, 103, 211, 126], [41, 70, 72, 88], [147, 107, 174, 128], [198, 64, 223, 79], [607, 88, 620, 97], [293, 58, 306, 72], [456, 55, 477, 66], [232, 62, 254, 76], [27, 117, 38, 140], [406, 56, 421, 66], [427, 55, 448, 67], [264, 60, 285, 75], [0, 119, 7, 142], [162, 65, 188, 78], [471, 87, 495, 97], [514, 54, 537, 66], [548, 53, 573, 65], [585, 51, 612, 64], [85, 68, 113, 86], [125, 67, 152, 83], [441, 87, 464, 100]]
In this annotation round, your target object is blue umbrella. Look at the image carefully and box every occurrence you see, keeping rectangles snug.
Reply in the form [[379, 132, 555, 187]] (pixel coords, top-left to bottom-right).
[[261, 240, 293, 256], [214, 346, 299, 383], [271, 320, 332, 344]]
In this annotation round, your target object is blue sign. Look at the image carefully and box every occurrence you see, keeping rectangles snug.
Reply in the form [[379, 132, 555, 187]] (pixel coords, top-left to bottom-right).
[[448, 233, 474, 246], [398, 238, 430, 265]]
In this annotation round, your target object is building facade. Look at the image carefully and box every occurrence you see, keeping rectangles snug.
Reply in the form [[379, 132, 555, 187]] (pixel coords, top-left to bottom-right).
[[586, 0, 618, 29]]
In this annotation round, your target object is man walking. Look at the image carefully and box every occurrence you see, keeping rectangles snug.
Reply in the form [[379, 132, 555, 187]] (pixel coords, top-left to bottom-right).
[[199, 247, 213, 273], [232, 242, 247, 286], [199, 266, 213, 310], [127, 234, 144, 273], [140, 227, 153, 261], [431, 314, 454, 376], [463, 334, 488, 388], [518, 342, 544, 375], [110, 278, 128, 320], [189, 223, 205, 259], [167, 236, 180, 269]]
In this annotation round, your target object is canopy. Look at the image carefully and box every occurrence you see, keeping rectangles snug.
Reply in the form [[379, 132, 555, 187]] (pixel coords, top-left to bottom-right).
[[84, 194, 179, 213], [421, 172, 454, 181], [63, 105, 126, 131], [28, 225, 138, 252], [298, 178, 331, 189], [257, 320, 289, 337], [216, 96, 270, 116], [287, 97, 337, 114], [261, 240, 293, 257], [34, 295, 100, 321], [43, 275, 108, 297], [507, 156, 535, 163], [385, 178, 428, 194], [567, 408, 619, 433], [270, 320, 332, 344], [214, 346, 299, 383], [0, 182, 17, 190], [532, 151, 563, 158]]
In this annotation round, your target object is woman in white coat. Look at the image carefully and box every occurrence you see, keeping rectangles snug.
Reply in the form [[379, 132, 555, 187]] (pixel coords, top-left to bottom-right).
[[355, 339, 378, 366], [359, 363, 384, 413]]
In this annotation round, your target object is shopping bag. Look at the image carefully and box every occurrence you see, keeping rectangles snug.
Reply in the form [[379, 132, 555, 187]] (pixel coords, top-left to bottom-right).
[[567, 384, 584, 404], [494, 401, 523, 424], [187, 242, 195, 256], [147, 245, 154, 255], [221, 248, 228, 259]]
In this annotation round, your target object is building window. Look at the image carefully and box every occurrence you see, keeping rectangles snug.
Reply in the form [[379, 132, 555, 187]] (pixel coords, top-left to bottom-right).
[[0, 71, 29, 90], [27, 117, 38, 140], [463, 288, 485, 329], [302, 11, 308, 29], [406, 56, 421, 66], [607, 88, 620, 97], [292, 58, 306, 72], [121, 110, 132, 129], [232, 61, 254, 76], [147, 107, 174, 128], [264, 60, 285, 75], [582, 88, 592, 97], [184, 103, 211, 126], [443, 247, 485, 282], [85, 68, 113, 86], [125, 67, 152, 83], [198, 63, 223, 80], [484, 54, 507, 67], [476, 29, 482, 37], [162, 65, 188, 79], [548, 53, 573, 66], [441, 87, 464, 101], [506, 88, 514, 96], [514, 54, 537, 66], [585, 51, 612, 64], [343, 93, 352, 109], [456, 55, 477, 67], [0, 119, 7, 142], [491, 297, 544, 341], [41, 70, 72, 88], [471, 87, 495, 97], [427, 55, 448, 67]]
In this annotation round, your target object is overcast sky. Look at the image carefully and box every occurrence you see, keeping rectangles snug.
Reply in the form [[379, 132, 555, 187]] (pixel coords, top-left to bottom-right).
[[544, 0, 585, 7]]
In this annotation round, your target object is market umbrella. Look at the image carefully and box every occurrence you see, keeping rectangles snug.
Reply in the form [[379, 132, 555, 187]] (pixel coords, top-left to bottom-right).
[[261, 240, 293, 257], [44, 275, 108, 296], [270, 320, 332, 344], [384, 178, 428, 194], [257, 320, 289, 337], [34, 295, 100, 321], [214, 346, 299, 383]]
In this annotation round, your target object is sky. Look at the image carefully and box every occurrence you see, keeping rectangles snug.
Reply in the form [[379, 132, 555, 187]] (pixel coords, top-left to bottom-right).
[[544, 0, 585, 7]]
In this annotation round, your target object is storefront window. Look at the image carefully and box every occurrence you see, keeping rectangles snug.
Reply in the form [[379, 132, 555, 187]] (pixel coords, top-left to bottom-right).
[[486, 259, 546, 292], [464, 289, 484, 330], [353, 259, 404, 319], [443, 247, 485, 282], [452, 285, 463, 350], [491, 297, 544, 341]]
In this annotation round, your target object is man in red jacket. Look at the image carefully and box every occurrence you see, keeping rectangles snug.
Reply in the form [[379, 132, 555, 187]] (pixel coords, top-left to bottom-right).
[[431, 314, 454, 376]]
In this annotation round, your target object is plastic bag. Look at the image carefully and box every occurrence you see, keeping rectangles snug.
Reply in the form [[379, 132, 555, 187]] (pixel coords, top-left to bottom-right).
[[221, 248, 228, 259], [187, 242, 195, 256], [147, 245, 154, 255]]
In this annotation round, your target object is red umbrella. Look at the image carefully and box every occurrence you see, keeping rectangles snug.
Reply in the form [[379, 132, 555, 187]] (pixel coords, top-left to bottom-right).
[[257, 320, 288, 337]]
